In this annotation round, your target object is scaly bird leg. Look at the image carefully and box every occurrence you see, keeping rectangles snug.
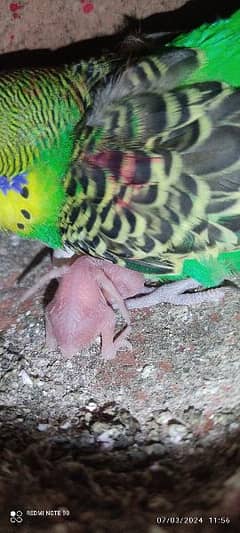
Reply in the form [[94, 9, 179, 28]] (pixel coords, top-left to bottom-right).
[[126, 278, 225, 309], [101, 319, 132, 360], [96, 269, 132, 358]]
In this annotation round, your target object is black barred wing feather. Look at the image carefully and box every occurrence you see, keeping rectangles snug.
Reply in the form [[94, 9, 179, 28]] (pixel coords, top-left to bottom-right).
[[60, 48, 240, 277]]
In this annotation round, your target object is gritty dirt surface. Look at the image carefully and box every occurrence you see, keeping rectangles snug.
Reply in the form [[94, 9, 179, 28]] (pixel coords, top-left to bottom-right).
[[0, 0, 240, 532], [0, 235, 239, 532]]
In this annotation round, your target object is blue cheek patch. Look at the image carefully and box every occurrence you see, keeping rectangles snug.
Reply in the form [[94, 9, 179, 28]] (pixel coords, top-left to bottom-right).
[[0, 173, 28, 195]]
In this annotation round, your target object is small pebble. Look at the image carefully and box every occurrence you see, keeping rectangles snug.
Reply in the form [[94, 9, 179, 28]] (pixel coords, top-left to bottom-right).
[[37, 423, 49, 432], [20, 369, 33, 387]]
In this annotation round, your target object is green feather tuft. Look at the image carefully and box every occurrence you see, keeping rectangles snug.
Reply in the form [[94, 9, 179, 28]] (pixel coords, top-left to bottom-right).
[[172, 9, 240, 86]]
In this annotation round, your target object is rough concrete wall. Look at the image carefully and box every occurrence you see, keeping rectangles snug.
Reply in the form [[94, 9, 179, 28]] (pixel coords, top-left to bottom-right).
[[0, 0, 186, 52]]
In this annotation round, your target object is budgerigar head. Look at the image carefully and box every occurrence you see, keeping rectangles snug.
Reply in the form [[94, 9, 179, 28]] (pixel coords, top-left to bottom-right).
[[0, 67, 85, 248]]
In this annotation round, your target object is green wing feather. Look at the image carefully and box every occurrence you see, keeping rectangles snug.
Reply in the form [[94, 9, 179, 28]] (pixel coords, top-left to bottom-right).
[[60, 45, 240, 287]]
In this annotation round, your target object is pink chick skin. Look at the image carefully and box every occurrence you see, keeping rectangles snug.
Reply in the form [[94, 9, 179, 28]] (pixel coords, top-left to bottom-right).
[[44, 256, 145, 359]]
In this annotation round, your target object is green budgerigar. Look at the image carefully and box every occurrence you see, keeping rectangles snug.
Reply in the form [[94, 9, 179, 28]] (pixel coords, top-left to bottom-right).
[[1, 9, 240, 358]]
